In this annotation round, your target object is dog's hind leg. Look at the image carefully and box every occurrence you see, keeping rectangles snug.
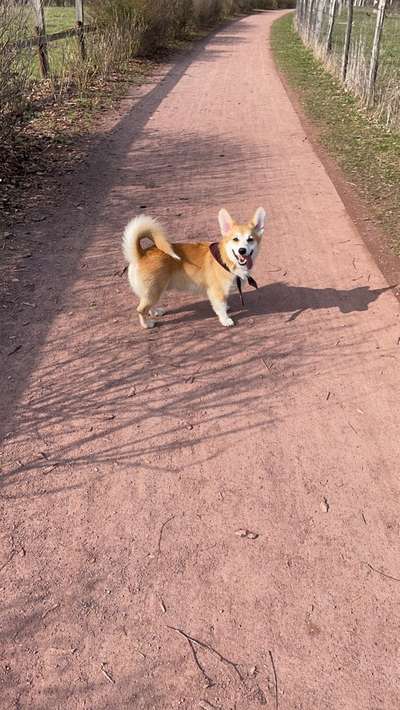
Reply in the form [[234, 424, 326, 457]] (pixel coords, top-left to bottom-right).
[[207, 287, 234, 327], [137, 299, 155, 329], [137, 280, 166, 328]]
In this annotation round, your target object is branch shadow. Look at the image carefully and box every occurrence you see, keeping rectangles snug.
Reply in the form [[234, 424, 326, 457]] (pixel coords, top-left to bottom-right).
[[166, 282, 393, 323]]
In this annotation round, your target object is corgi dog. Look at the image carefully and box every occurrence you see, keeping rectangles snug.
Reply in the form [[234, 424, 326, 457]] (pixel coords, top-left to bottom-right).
[[122, 207, 266, 328]]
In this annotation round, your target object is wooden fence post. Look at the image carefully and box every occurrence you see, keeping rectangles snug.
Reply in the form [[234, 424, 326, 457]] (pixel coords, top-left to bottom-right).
[[315, 0, 327, 41], [367, 0, 387, 107], [298, 0, 307, 35], [307, 0, 317, 43], [31, 0, 49, 77], [295, 0, 303, 31], [301, 0, 310, 39], [341, 0, 354, 80], [75, 0, 86, 61], [326, 0, 337, 54]]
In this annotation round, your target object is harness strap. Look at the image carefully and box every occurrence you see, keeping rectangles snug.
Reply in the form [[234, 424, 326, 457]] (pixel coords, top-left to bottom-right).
[[209, 243, 258, 306]]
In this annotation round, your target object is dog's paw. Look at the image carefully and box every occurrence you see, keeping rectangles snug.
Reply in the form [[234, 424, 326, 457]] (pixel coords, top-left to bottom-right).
[[150, 307, 166, 317], [220, 317, 235, 327], [140, 319, 156, 329]]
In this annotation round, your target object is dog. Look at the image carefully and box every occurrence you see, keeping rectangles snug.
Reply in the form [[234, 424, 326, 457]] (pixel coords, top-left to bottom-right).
[[122, 207, 266, 328]]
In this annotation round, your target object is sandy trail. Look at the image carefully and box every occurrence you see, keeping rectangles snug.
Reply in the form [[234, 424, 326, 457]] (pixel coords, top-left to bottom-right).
[[1, 10, 400, 710]]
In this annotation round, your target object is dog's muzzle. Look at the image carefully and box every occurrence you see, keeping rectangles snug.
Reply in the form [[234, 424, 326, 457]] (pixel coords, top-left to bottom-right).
[[234, 249, 254, 269]]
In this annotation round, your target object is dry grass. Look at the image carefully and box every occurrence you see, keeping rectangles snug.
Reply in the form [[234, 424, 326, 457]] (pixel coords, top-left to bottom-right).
[[0, 3, 32, 136]]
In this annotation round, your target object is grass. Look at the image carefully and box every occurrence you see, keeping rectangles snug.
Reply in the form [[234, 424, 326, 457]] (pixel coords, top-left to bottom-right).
[[271, 13, 400, 256], [331, 8, 400, 74], [29, 6, 76, 34]]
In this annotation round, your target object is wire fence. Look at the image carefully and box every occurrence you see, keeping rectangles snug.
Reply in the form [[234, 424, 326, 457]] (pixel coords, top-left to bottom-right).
[[295, 0, 400, 129]]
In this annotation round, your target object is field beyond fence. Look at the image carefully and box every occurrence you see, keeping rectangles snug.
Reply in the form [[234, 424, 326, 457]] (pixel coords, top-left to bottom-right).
[[295, 0, 400, 130]]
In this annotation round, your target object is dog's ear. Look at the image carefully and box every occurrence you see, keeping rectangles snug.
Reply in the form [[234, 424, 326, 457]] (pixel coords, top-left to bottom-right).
[[218, 208, 234, 237], [252, 207, 266, 236]]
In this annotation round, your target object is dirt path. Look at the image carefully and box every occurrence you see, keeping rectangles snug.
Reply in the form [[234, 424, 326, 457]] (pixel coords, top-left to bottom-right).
[[1, 10, 400, 709]]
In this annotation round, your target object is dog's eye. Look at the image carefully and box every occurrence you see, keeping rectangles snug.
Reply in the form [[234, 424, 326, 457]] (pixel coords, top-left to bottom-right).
[[233, 237, 239, 242], [248, 236, 254, 242]]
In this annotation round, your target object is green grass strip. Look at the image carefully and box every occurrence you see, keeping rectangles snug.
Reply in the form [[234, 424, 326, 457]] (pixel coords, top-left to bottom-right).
[[271, 14, 400, 255]]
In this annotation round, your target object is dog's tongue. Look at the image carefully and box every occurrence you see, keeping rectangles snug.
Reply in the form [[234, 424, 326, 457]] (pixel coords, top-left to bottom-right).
[[245, 253, 253, 270]]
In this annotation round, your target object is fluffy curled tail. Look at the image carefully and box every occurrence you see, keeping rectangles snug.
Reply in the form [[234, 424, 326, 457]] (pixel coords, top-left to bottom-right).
[[122, 214, 181, 264]]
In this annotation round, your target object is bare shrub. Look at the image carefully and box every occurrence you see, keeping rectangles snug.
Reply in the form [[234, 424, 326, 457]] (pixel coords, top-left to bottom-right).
[[193, 0, 226, 25], [0, 2, 32, 138]]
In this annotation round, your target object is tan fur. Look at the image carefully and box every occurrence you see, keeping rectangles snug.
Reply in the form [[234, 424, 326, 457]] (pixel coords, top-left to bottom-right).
[[122, 209, 266, 328]]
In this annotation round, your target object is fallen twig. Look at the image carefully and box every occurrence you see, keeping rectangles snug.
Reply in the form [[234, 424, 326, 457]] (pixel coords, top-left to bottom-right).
[[269, 650, 278, 710], [157, 515, 176, 555], [188, 638, 215, 688], [0, 550, 17, 573], [199, 700, 221, 709], [168, 625, 243, 683], [42, 603, 60, 619], [7, 344, 22, 356], [43, 464, 58, 474], [261, 357, 274, 371], [348, 422, 358, 435], [287, 308, 305, 322], [364, 562, 400, 583], [100, 663, 115, 684]]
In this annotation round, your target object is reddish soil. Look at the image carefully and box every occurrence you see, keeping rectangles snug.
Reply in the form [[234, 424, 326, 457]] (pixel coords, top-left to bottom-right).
[[1, 11, 400, 710]]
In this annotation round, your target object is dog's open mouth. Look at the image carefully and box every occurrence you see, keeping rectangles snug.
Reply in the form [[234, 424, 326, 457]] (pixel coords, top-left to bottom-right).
[[234, 250, 253, 269]]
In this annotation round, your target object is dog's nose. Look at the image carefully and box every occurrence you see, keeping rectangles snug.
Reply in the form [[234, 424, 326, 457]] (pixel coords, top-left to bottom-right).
[[238, 247, 247, 255]]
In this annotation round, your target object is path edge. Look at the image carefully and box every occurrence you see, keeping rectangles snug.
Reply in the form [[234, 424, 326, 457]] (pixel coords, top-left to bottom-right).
[[270, 12, 400, 298]]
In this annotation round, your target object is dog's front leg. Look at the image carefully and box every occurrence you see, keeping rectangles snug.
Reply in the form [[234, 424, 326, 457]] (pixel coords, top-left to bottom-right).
[[207, 287, 234, 327]]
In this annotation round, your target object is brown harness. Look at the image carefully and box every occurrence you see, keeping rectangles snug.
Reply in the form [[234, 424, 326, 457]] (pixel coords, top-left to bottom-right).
[[209, 242, 258, 306]]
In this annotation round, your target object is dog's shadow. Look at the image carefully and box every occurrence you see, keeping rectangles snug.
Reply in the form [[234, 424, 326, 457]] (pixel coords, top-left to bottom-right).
[[164, 282, 394, 323]]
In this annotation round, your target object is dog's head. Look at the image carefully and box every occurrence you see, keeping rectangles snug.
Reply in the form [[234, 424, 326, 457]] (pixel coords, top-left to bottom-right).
[[218, 207, 266, 274]]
